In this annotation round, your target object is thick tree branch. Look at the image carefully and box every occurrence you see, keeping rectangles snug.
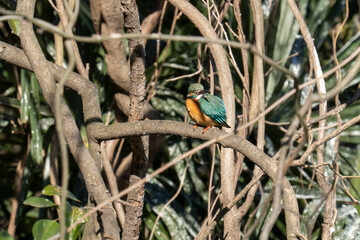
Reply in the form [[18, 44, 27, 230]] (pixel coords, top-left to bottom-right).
[[89, 0, 130, 92], [94, 121, 275, 168], [121, 1, 149, 239], [9, 1, 119, 236], [94, 120, 302, 238]]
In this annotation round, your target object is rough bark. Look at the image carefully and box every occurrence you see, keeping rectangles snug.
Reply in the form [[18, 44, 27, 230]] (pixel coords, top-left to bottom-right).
[[120, 1, 149, 239], [89, 0, 131, 93]]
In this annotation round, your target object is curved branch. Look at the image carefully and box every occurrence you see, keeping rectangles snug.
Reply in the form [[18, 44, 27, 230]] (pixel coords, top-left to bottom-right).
[[94, 120, 272, 182], [293, 114, 360, 166], [93, 119, 301, 237], [94, 121, 272, 165], [0, 41, 103, 128], [8, 0, 119, 235]]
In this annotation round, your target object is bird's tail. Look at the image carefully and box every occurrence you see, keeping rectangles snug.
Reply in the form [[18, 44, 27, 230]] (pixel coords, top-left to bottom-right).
[[222, 122, 231, 128]]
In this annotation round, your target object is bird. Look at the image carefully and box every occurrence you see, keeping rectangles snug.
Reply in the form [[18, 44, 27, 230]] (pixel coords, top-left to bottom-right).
[[185, 83, 230, 133]]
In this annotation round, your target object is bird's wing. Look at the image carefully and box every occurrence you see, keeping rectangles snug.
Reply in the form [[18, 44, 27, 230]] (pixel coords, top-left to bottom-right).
[[199, 94, 228, 125]]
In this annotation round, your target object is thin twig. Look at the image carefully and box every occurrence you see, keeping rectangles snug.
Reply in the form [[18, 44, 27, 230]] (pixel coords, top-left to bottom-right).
[[294, 114, 360, 166], [56, 40, 75, 240], [196, 172, 264, 239], [101, 142, 126, 228], [0, 7, 298, 79], [166, 66, 203, 82]]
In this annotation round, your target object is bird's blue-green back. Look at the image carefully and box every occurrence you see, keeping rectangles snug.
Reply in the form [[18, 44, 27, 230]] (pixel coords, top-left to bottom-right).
[[198, 93, 227, 125]]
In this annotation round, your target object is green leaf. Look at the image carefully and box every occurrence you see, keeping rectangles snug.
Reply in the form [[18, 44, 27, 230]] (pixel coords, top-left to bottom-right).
[[335, 205, 360, 239], [42, 185, 80, 202], [23, 196, 56, 208], [144, 211, 170, 240], [7, 19, 21, 36], [20, 70, 30, 123], [29, 100, 42, 165], [67, 205, 88, 240], [354, 205, 360, 217], [300, 199, 323, 235], [26, 73, 43, 165], [266, 0, 307, 102], [146, 179, 199, 239], [0, 230, 14, 240], [32, 220, 60, 240], [350, 153, 360, 199], [30, 74, 41, 107], [0, 96, 52, 116]]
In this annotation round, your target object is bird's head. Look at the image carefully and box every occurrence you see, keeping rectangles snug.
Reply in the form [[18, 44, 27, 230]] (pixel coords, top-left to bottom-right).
[[187, 83, 209, 100]]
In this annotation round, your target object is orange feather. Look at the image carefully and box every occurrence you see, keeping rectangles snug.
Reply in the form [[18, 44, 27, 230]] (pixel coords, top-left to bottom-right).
[[185, 98, 222, 127]]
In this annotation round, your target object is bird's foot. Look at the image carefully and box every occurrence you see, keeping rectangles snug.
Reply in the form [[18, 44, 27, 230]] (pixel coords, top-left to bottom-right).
[[203, 126, 211, 133], [193, 124, 198, 131]]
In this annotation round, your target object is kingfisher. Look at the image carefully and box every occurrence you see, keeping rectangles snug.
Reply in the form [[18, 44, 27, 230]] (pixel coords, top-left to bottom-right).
[[186, 83, 230, 133]]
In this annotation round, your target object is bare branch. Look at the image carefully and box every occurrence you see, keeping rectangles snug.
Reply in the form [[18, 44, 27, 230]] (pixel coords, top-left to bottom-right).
[[13, 1, 119, 237], [120, 1, 149, 239]]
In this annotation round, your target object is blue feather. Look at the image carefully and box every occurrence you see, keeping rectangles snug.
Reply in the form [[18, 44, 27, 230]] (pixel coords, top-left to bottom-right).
[[198, 93, 228, 125]]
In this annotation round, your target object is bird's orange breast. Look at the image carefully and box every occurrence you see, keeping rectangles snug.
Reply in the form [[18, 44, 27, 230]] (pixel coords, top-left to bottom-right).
[[185, 98, 221, 127]]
